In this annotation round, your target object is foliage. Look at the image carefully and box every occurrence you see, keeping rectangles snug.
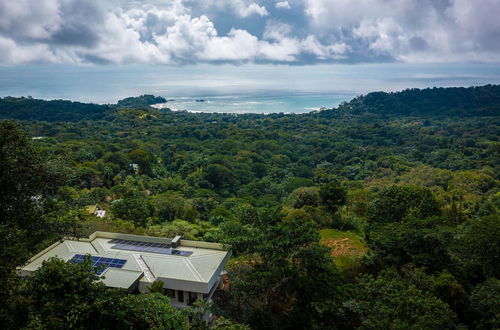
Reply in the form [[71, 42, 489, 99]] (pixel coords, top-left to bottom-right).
[[453, 214, 500, 279], [116, 94, 167, 108], [147, 219, 213, 240], [470, 278, 500, 329], [319, 182, 347, 213], [14, 258, 189, 329], [148, 280, 165, 294], [288, 186, 320, 208], [210, 317, 252, 330], [121, 294, 189, 329], [365, 216, 453, 271], [349, 269, 458, 329], [0, 85, 499, 329], [218, 214, 349, 329], [0, 122, 77, 326], [0, 96, 109, 121], [333, 84, 500, 117], [367, 185, 441, 224], [110, 190, 150, 226]]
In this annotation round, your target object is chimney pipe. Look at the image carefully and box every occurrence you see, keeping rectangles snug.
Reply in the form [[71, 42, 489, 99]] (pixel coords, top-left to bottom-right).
[[171, 235, 181, 248]]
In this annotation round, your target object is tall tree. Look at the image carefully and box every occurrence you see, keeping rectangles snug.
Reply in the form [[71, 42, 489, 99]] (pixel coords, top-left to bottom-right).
[[349, 270, 458, 329], [367, 185, 441, 224], [0, 121, 71, 325], [218, 208, 348, 329], [14, 258, 189, 329], [319, 182, 347, 213]]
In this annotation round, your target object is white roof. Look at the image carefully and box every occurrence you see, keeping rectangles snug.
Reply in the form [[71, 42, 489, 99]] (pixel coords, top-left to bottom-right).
[[19, 231, 231, 293], [101, 268, 143, 289]]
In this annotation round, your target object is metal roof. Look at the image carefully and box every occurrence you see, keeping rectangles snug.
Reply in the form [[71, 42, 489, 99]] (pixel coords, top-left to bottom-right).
[[101, 268, 143, 290], [19, 231, 231, 293]]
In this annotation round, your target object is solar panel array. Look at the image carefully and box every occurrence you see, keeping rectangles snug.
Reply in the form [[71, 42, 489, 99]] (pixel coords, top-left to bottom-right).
[[109, 238, 193, 256], [70, 254, 127, 275]]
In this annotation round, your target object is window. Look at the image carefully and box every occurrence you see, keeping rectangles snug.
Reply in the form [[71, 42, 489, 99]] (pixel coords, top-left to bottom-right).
[[188, 292, 198, 305], [178, 290, 184, 303], [165, 289, 175, 299]]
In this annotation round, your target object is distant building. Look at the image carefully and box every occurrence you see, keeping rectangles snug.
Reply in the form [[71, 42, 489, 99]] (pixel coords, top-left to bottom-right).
[[130, 163, 139, 174], [85, 205, 106, 218], [95, 209, 106, 218], [18, 231, 231, 316]]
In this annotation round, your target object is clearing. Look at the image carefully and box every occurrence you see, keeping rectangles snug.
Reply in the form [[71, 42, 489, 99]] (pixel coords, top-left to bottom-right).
[[320, 229, 368, 269]]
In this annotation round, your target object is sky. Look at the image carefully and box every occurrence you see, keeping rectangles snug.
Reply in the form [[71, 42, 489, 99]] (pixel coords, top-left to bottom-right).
[[0, 0, 499, 101]]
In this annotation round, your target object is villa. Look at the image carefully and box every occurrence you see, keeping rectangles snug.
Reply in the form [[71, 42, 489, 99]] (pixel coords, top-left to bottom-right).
[[18, 231, 231, 309]]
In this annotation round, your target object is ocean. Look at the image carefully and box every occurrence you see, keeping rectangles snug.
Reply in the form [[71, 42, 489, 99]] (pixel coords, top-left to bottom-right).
[[1, 63, 498, 114], [152, 93, 356, 114]]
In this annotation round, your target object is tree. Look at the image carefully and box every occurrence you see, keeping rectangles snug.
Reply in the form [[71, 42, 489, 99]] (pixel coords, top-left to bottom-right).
[[203, 219, 260, 256], [121, 294, 189, 329], [148, 280, 165, 294], [148, 220, 212, 241], [319, 182, 347, 213], [220, 213, 348, 329], [283, 177, 314, 193], [149, 191, 198, 222], [1, 86, 499, 330], [14, 258, 189, 329], [453, 214, 500, 279], [210, 317, 251, 330], [350, 270, 457, 329], [0, 121, 72, 326], [0, 121, 69, 239], [367, 185, 441, 224], [347, 188, 372, 218], [470, 278, 500, 329], [365, 216, 453, 271], [128, 149, 153, 175], [289, 186, 320, 209], [204, 163, 236, 191], [15, 257, 106, 328], [399, 266, 469, 324], [111, 186, 150, 226]]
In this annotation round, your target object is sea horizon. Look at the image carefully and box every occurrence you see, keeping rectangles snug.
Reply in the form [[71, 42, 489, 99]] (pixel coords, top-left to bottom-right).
[[152, 92, 358, 114], [1, 63, 499, 113]]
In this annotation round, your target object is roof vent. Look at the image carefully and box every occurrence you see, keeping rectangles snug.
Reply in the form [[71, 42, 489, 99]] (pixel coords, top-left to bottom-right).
[[171, 235, 181, 248]]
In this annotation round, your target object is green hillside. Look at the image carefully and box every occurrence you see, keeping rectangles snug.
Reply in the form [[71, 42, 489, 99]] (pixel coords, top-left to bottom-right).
[[1, 85, 499, 329]]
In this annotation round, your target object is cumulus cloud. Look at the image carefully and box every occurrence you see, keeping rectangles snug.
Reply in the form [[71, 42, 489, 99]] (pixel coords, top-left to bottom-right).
[[0, 0, 498, 65], [275, 1, 291, 9], [201, 29, 260, 61], [187, 0, 268, 18], [301, 35, 349, 60], [304, 0, 500, 63]]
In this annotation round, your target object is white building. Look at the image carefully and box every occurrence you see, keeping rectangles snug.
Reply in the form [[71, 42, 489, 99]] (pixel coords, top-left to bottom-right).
[[19, 231, 231, 309]]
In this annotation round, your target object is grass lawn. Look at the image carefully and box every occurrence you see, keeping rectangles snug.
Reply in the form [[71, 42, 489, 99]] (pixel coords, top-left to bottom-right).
[[319, 229, 368, 270]]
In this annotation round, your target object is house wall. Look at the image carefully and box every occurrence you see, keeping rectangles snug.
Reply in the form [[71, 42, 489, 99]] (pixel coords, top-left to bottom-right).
[[138, 273, 222, 307]]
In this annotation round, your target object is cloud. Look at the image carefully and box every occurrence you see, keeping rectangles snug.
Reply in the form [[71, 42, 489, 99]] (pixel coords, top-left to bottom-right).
[[200, 29, 260, 61], [187, 0, 268, 18], [0, 0, 498, 65], [275, 1, 291, 10], [304, 0, 500, 63], [240, 2, 269, 17], [301, 35, 349, 60], [0, 35, 58, 64]]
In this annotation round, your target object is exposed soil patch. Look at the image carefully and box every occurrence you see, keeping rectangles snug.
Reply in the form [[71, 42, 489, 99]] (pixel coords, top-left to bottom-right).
[[321, 238, 366, 257]]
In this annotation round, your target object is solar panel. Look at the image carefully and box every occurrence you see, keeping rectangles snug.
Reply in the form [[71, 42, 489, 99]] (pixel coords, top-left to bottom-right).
[[70, 254, 127, 275], [109, 239, 193, 256]]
